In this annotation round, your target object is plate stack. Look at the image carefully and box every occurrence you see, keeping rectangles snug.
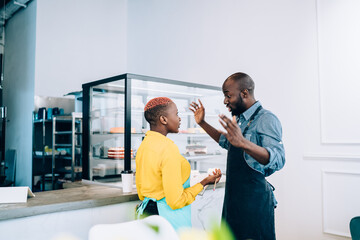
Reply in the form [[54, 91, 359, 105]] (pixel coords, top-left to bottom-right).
[[108, 147, 133, 159]]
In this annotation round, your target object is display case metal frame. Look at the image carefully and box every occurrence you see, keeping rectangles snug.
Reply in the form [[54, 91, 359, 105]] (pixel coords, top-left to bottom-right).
[[82, 73, 221, 180]]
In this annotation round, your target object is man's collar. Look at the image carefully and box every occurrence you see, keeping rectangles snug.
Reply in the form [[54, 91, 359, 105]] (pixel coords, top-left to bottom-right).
[[241, 101, 261, 121]]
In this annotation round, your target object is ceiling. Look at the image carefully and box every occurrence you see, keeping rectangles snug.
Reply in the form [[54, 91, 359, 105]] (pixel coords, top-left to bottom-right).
[[0, 0, 32, 40]]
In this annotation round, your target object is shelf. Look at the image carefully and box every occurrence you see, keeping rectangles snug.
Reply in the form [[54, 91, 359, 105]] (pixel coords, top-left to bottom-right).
[[33, 155, 52, 158], [90, 132, 211, 145], [92, 156, 136, 161], [55, 156, 72, 160], [33, 155, 78, 160], [33, 119, 52, 123], [56, 166, 82, 174], [54, 131, 82, 135], [178, 112, 221, 118], [54, 144, 72, 147], [169, 133, 208, 137], [91, 132, 144, 135], [55, 131, 72, 135], [53, 119, 73, 123], [92, 155, 224, 161], [32, 171, 52, 176], [90, 109, 219, 118], [91, 107, 143, 113], [182, 154, 224, 160], [90, 133, 143, 143], [91, 132, 209, 137]]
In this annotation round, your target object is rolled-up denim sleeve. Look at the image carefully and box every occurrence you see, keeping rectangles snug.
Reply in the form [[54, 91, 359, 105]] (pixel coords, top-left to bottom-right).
[[219, 134, 230, 149], [257, 113, 285, 177]]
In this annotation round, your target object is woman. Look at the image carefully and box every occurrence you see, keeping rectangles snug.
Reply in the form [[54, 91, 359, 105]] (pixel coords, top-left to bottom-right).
[[135, 97, 221, 231]]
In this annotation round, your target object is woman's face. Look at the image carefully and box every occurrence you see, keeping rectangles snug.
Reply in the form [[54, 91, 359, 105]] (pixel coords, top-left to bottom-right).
[[164, 102, 181, 133]]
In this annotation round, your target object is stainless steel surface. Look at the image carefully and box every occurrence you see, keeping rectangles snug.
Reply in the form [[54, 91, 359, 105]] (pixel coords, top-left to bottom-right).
[[34, 95, 75, 113]]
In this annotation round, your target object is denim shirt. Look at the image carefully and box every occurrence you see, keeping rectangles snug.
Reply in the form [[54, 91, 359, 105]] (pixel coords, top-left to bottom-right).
[[219, 101, 285, 177]]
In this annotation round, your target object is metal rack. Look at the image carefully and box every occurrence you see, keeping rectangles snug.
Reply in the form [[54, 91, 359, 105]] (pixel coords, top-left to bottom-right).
[[51, 112, 82, 189], [32, 111, 82, 191]]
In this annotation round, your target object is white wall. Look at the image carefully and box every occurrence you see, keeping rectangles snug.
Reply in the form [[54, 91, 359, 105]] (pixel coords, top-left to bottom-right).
[[127, 0, 360, 239], [34, 0, 128, 97], [317, 0, 360, 144], [3, 1, 37, 187]]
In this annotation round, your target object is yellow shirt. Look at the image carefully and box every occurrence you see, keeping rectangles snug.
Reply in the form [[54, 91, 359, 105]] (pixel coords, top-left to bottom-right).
[[135, 131, 203, 210]]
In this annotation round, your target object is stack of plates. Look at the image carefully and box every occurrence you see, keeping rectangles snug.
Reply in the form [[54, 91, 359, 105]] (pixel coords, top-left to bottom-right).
[[108, 147, 133, 159]]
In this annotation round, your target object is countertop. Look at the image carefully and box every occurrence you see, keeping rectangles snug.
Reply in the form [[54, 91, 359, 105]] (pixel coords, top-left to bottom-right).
[[0, 182, 139, 221], [0, 175, 225, 222]]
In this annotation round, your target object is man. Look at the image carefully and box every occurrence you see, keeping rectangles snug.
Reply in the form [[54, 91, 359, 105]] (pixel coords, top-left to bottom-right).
[[189, 72, 285, 240]]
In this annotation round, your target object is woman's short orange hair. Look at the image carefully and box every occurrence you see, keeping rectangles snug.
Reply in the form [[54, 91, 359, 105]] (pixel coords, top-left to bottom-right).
[[144, 97, 173, 111], [144, 97, 174, 125]]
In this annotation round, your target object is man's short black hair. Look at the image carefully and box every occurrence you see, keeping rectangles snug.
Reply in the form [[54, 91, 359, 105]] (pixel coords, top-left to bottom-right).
[[226, 72, 255, 96]]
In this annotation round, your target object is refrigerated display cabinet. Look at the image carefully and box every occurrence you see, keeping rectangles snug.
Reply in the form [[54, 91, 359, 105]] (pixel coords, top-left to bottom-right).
[[82, 74, 229, 182]]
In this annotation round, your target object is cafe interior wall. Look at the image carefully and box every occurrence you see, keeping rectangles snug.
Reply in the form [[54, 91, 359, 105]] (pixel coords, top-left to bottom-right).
[[34, 0, 128, 98], [3, 0, 360, 239]]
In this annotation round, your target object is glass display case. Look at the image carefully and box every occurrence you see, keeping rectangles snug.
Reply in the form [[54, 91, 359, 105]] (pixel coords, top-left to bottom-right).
[[82, 74, 230, 182]]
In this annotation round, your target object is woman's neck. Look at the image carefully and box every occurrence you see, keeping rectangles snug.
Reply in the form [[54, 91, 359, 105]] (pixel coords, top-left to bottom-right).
[[150, 125, 168, 136]]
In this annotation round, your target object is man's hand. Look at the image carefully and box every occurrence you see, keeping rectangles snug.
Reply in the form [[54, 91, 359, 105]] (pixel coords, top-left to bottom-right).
[[189, 99, 205, 125], [218, 114, 246, 148]]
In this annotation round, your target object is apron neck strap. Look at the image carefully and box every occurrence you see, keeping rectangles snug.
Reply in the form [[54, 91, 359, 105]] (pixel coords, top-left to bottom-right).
[[242, 105, 263, 135]]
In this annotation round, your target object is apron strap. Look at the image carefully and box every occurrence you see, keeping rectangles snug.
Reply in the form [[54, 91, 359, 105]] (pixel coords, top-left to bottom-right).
[[136, 197, 157, 219], [266, 180, 275, 191], [242, 105, 263, 135], [265, 180, 278, 208]]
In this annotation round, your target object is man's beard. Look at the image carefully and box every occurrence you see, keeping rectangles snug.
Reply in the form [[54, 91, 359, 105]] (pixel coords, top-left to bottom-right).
[[231, 95, 245, 116]]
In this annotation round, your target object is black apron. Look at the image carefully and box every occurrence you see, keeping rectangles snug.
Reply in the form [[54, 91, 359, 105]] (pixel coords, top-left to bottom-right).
[[222, 106, 276, 240]]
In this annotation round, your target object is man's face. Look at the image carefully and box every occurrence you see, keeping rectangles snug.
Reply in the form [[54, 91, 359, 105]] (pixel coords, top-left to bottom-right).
[[222, 79, 247, 116]]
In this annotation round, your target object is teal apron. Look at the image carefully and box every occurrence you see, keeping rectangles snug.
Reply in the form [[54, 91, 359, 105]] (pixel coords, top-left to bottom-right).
[[136, 177, 192, 231]]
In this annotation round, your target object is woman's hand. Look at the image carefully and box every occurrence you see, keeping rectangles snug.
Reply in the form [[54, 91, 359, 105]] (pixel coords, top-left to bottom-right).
[[200, 168, 222, 186], [189, 99, 205, 125]]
